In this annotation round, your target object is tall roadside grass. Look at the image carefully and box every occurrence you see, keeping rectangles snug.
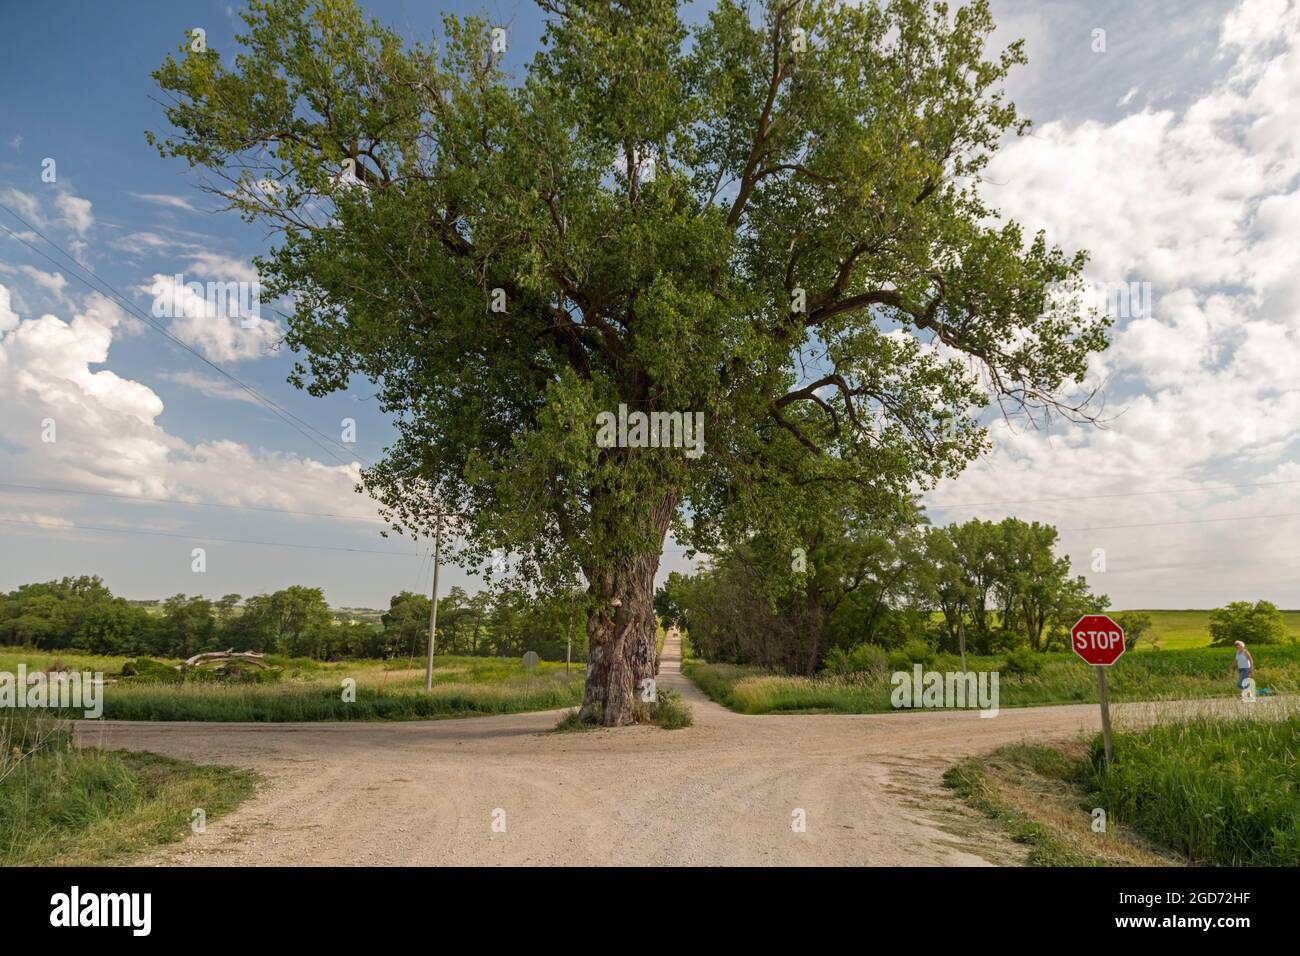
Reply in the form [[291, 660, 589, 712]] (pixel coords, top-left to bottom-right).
[[0, 647, 579, 683], [684, 644, 1300, 715], [0, 711, 71, 786], [1088, 705, 1300, 866], [649, 688, 693, 729], [0, 712, 256, 865], [78, 673, 584, 722], [2, 647, 586, 722], [944, 742, 1186, 867], [944, 707, 1300, 867]]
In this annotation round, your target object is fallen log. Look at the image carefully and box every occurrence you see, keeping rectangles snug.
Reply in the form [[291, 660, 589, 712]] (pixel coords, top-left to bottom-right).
[[177, 649, 270, 671]]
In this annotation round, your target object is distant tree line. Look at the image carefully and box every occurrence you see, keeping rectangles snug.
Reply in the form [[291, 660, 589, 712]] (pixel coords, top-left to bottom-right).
[[656, 513, 1113, 675], [0, 576, 587, 662]]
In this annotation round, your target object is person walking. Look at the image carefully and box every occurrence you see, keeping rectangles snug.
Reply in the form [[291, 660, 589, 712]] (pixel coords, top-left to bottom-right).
[[1233, 640, 1255, 699]]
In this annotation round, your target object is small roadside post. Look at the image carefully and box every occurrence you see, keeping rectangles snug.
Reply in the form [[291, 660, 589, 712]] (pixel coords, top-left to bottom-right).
[[1070, 614, 1127, 764]]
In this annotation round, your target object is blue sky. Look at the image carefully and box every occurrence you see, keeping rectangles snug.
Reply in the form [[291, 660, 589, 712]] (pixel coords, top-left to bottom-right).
[[2, 0, 1297, 609]]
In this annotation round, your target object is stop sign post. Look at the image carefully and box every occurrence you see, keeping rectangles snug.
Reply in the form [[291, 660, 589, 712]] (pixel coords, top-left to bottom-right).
[[1072, 614, 1126, 764]]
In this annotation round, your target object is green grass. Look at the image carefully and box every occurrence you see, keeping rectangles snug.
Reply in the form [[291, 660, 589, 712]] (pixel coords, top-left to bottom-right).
[[650, 688, 693, 729], [944, 743, 1183, 867], [0, 647, 579, 681], [549, 687, 693, 731], [944, 745, 1107, 866], [1088, 706, 1300, 865], [1125, 609, 1300, 650], [79, 674, 582, 722], [2, 647, 586, 722], [0, 713, 256, 865], [947, 708, 1300, 868], [0, 647, 139, 676], [684, 644, 1300, 715], [551, 709, 597, 733]]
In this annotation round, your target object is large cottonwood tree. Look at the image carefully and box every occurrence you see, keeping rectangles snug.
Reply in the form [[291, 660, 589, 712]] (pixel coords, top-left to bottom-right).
[[149, 0, 1107, 723]]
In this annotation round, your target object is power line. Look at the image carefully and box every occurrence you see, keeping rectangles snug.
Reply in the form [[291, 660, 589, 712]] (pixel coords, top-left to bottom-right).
[[0, 516, 420, 556], [0, 211, 356, 466], [7, 505, 1289, 558], [0, 475, 702, 552], [0, 481, 384, 524], [0, 204, 368, 470], [1059, 510, 1300, 533], [928, 477, 1300, 510], [10, 204, 1295, 549], [8, 471, 1299, 536], [659, 508, 1300, 550]]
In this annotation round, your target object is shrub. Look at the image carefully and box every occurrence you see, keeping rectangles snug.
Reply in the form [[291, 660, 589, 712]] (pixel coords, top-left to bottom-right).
[[1000, 649, 1044, 677], [823, 646, 850, 674], [1114, 610, 1154, 651], [823, 643, 889, 675], [552, 709, 595, 733], [987, 629, 1023, 653], [650, 688, 693, 729], [887, 639, 936, 670], [871, 609, 931, 649], [932, 652, 963, 673], [120, 658, 181, 682], [1208, 600, 1291, 647]]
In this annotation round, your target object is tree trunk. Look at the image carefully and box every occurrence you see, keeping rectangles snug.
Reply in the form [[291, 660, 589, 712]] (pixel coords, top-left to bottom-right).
[[579, 491, 676, 726]]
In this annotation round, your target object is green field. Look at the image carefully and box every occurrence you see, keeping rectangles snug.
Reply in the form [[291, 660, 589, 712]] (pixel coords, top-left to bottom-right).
[[1125, 609, 1300, 650], [1, 647, 586, 722], [684, 643, 1300, 715], [909, 608, 1298, 650]]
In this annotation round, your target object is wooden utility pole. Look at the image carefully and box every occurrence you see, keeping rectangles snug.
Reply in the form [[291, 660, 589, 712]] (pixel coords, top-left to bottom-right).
[[566, 583, 582, 675], [424, 513, 443, 692]]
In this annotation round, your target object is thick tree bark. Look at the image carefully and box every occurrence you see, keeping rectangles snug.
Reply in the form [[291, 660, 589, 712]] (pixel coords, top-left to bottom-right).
[[579, 491, 676, 726]]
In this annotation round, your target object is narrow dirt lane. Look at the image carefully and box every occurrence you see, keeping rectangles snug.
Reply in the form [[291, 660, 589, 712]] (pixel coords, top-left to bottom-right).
[[77, 631, 1256, 866]]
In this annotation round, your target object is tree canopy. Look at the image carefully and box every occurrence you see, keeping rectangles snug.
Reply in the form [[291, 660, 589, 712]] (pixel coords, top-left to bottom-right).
[[668, 513, 1108, 672], [148, 0, 1108, 721], [1209, 600, 1291, 648]]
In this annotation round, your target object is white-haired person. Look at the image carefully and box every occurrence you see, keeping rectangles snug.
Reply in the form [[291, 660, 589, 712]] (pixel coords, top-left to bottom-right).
[[1233, 641, 1255, 699]]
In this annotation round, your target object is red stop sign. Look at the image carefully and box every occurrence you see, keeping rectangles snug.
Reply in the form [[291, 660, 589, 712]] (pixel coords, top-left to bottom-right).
[[1071, 614, 1126, 666]]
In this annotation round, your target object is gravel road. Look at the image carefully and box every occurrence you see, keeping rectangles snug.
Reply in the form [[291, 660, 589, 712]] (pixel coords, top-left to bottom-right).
[[76, 631, 1252, 866]]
